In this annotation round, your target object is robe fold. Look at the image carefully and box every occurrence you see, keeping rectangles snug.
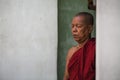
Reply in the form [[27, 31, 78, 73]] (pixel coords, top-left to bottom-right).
[[68, 38, 95, 80]]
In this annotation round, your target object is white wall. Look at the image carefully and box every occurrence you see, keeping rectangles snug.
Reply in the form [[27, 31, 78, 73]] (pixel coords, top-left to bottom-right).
[[97, 0, 120, 80], [0, 0, 57, 80]]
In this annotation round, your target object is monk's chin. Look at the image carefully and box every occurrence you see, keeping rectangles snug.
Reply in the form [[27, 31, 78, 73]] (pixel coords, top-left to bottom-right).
[[74, 38, 81, 42], [74, 38, 84, 43]]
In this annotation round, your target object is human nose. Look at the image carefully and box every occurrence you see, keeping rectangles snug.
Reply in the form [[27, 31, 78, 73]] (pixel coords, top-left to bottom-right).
[[72, 26, 77, 32]]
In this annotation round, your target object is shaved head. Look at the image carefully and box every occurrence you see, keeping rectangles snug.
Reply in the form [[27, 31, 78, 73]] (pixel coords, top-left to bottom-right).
[[74, 12, 94, 26]]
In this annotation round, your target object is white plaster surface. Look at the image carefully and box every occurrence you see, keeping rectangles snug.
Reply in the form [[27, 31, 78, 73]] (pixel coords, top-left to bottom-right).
[[0, 0, 57, 80], [97, 0, 120, 80]]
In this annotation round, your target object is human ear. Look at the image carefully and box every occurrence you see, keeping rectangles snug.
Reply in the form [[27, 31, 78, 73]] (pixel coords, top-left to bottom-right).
[[88, 25, 93, 33]]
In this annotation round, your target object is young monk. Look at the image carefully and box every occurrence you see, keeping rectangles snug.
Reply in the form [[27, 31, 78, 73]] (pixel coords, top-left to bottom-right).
[[64, 12, 95, 80]]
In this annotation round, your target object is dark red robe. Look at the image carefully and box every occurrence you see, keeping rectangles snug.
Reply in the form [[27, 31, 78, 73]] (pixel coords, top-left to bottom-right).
[[68, 38, 95, 80]]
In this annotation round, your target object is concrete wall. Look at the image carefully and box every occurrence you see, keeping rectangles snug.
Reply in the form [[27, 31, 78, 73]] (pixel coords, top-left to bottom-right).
[[97, 0, 120, 80], [0, 0, 57, 80]]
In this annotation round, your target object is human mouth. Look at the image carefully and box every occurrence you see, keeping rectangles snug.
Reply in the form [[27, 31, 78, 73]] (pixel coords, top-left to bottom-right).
[[72, 34, 78, 38]]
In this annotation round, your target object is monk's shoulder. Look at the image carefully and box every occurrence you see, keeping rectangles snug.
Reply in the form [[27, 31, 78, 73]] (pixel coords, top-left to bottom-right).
[[89, 38, 96, 45], [66, 46, 76, 61], [87, 38, 96, 48]]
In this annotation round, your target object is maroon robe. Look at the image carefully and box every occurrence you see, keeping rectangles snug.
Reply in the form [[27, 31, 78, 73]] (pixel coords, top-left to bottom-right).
[[68, 38, 95, 80]]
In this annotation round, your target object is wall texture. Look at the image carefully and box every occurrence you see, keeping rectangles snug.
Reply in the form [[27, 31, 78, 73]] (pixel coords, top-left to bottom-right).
[[0, 0, 57, 80], [58, 0, 96, 80], [97, 0, 120, 80]]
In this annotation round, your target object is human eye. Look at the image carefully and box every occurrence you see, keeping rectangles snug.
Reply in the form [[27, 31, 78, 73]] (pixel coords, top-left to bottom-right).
[[76, 24, 83, 28], [71, 24, 74, 28]]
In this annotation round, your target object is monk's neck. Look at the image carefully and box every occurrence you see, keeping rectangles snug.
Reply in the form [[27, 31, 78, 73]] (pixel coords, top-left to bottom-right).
[[77, 38, 89, 48]]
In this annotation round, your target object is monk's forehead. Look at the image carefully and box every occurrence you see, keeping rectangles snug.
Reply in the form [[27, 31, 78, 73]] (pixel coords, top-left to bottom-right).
[[72, 16, 86, 24]]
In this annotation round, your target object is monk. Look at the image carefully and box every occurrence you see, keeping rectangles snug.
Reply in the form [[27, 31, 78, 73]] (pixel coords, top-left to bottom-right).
[[64, 12, 95, 80]]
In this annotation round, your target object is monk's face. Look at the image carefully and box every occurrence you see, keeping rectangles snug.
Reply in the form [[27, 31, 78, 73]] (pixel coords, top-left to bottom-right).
[[71, 16, 92, 43]]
